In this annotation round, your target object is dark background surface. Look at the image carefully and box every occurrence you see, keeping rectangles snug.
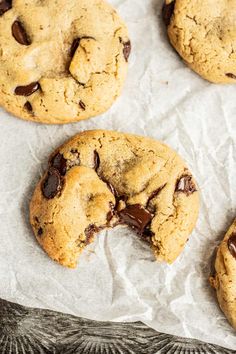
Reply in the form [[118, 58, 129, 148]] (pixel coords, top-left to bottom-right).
[[0, 299, 235, 354]]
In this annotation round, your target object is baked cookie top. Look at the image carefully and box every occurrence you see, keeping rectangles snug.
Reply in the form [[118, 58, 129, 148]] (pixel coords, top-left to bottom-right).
[[163, 0, 236, 84], [30, 130, 199, 268], [210, 220, 236, 331], [0, 0, 130, 124]]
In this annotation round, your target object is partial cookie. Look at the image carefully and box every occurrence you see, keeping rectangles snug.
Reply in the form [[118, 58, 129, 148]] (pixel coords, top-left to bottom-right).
[[30, 130, 199, 268], [163, 0, 236, 84], [0, 0, 130, 124], [210, 220, 236, 331]]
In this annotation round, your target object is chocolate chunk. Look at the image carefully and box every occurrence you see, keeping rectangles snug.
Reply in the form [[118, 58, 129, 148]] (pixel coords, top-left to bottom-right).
[[94, 151, 100, 172], [50, 153, 67, 176], [42, 168, 63, 199], [79, 100, 86, 110], [175, 175, 196, 196], [15, 82, 40, 96], [162, 1, 175, 27], [228, 233, 236, 259], [226, 73, 236, 79], [123, 40, 131, 62], [119, 204, 153, 234], [37, 227, 43, 236], [0, 0, 12, 16], [12, 21, 31, 45], [85, 224, 100, 245], [24, 101, 33, 113]]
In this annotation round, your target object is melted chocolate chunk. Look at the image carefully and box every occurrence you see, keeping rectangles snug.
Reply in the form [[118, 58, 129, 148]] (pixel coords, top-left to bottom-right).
[[175, 175, 196, 196], [79, 100, 86, 110], [0, 0, 12, 16], [42, 168, 63, 199], [85, 224, 100, 245], [123, 40, 131, 62], [50, 153, 67, 176], [119, 204, 153, 235], [15, 82, 40, 96], [226, 73, 236, 79], [94, 151, 100, 172], [24, 101, 33, 113], [228, 233, 236, 259], [162, 1, 175, 27], [12, 20, 31, 45], [37, 227, 43, 236]]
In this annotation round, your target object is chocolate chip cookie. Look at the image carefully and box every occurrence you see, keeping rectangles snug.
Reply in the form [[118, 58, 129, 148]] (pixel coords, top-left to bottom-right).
[[163, 0, 236, 83], [210, 220, 236, 331], [0, 0, 130, 124], [30, 130, 200, 268]]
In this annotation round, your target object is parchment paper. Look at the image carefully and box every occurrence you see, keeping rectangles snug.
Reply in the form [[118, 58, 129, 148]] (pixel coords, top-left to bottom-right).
[[1, 0, 236, 350]]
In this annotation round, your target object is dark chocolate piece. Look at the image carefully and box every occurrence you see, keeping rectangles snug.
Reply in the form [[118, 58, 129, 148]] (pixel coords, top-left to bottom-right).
[[79, 100, 86, 111], [228, 233, 236, 259], [42, 168, 63, 199], [50, 153, 67, 176], [0, 0, 12, 16], [226, 73, 236, 79], [175, 175, 196, 196], [37, 227, 43, 236], [12, 20, 31, 45], [94, 151, 100, 172], [24, 101, 33, 113], [15, 82, 40, 96], [119, 204, 153, 234], [162, 1, 175, 27]]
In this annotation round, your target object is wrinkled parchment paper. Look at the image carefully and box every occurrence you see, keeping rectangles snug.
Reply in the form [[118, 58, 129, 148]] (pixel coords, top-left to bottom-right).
[[1, 0, 236, 350]]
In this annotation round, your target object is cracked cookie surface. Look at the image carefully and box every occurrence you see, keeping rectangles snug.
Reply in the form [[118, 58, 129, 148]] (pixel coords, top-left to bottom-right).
[[0, 0, 130, 124], [210, 220, 236, 331], [30, 130, 199, 268], [163, 0, 236, 83]]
